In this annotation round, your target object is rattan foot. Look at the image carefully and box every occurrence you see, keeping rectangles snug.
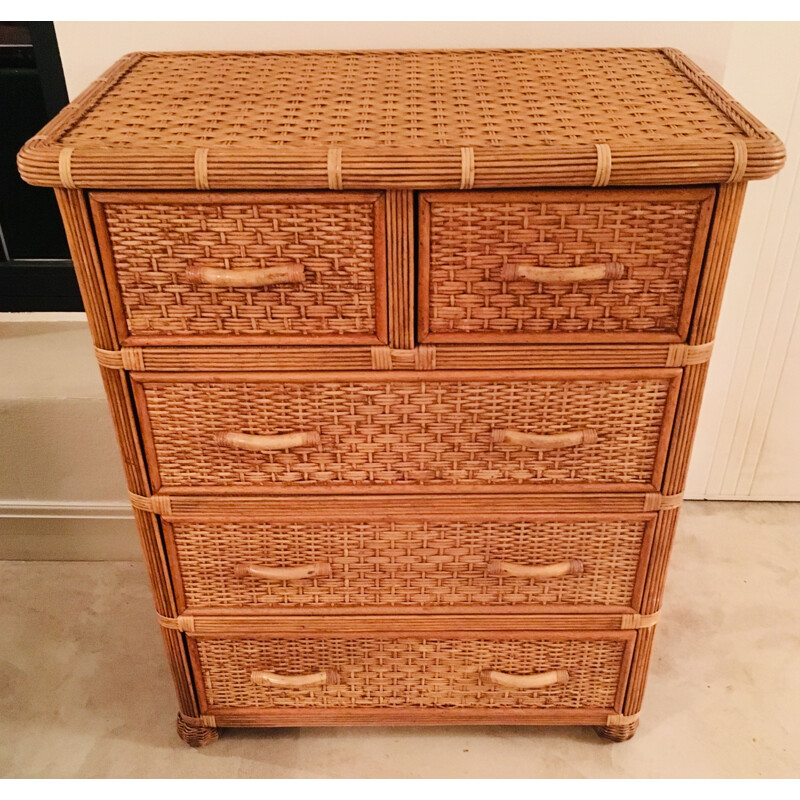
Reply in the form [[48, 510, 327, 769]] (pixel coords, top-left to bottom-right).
[[594, 718, 640, 742], [177, 713, 219, 747]]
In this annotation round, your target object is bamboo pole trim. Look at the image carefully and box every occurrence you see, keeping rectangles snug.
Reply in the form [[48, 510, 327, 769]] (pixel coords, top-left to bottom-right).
[[592, 143, 612, 187], [621, 612, 660, 630], [327, 147, 343, 190], [194, 147, 210, 190], [58, 147, 75, 189], [460, 146, 475, 189]]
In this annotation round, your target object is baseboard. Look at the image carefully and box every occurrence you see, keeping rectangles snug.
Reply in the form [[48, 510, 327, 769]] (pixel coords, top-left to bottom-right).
[[0, 501, 141, 560]]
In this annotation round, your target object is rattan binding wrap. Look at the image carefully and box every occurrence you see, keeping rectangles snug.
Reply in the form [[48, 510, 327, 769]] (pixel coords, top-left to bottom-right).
[[18, 49, 785, 190]]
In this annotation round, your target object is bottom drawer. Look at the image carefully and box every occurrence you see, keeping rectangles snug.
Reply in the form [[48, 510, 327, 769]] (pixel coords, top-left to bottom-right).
[[188, 628, 635, 720]]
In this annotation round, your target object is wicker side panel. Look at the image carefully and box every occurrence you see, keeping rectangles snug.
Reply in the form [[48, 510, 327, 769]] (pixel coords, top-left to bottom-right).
[[386, 190, 415, 348], [191, 633, 632, 711], [134, 371, 680, 491], [167, 516, 653, 612], [91, 192, 387, 344], [420, 189, 714, 342]]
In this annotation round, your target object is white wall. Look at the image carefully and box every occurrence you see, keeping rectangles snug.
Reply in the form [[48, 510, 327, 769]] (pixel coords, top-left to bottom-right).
[[54, 21, 735, 97], [3, 22, 798, 559]]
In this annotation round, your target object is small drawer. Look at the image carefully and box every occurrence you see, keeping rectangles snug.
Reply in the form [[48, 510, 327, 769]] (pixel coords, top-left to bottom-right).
[[133, 369, 681, 493], [419, 188, 715, 344], [188, 628, 635, 718], [164, 496, 656, 614], [91, 192, 387, 345]]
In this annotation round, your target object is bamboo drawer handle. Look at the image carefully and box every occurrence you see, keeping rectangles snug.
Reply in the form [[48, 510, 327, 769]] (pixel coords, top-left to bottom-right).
[[501, 263, 625, 283], [487, 559, 584, 580], [214, 431, 320, 451], [184, 263, 305, 288], [481, 669, 569, 690], [235, 562, 332, 581], [251, 669, 342, 688], [491, 428, 598, 450]]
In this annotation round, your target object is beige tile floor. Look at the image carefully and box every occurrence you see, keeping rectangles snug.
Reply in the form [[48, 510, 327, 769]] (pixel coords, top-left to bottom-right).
[[1, 500, 799, 778]]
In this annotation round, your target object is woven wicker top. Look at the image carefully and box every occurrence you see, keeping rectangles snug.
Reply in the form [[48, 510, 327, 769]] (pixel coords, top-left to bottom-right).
[[19, 48, 785, 189]]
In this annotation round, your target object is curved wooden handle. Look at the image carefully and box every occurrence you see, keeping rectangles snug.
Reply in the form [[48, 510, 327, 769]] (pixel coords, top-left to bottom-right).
[[501, 263, 624, 283], [251, 669, 341, 688], [481, 669, 569, 690], [235, 562, 332, 581], [214, 431, 320, 451], [491, 428, 597, 450], [488, 559, 584, 580], [184, 263, 305, 288]]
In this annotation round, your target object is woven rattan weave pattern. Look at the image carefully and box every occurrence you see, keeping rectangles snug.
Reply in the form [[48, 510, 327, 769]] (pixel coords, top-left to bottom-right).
[[167, 516, 653, 612], [191, 633, 631, 710], [92, 192, 386, 343], [58, 50, 748, 149], [134, 371, 679, 491], [421, 189, 714, 341]]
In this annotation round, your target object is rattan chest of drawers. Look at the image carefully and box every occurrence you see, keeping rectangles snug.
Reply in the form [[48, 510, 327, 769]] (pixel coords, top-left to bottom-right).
[[20, 48, 785, 745]]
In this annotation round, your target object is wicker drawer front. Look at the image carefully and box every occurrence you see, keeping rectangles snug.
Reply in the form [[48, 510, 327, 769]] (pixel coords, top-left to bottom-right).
[[91, 192, 387, 345], [190, 631, 634, 712], [419, 188, 715, 344], [134, 369, 681, 492], [167, 508, 654, 613]]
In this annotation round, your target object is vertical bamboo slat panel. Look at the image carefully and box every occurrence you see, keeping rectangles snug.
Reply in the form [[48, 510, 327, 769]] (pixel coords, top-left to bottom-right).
[[386, 190, 415, 348]]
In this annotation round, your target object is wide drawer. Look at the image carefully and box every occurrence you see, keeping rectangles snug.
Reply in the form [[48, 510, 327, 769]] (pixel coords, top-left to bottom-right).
[[133, 369, 681, 493], [188, 628, 635, 717], [91, 192, 387, 345], [419, 188, 715, 344], [164, 496, 656, 614]]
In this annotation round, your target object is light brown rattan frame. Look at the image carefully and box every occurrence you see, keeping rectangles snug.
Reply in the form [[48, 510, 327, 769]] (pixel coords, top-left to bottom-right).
[[25, 47, 780, 745]]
